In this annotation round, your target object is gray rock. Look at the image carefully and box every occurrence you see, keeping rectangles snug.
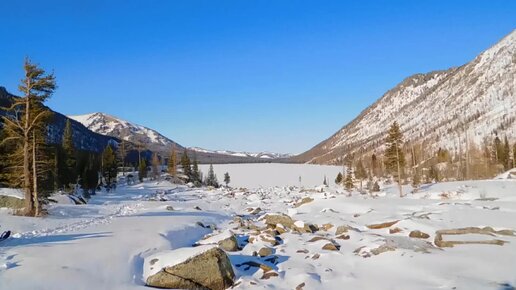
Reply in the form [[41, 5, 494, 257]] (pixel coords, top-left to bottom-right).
[[146, 247, 235, 290]]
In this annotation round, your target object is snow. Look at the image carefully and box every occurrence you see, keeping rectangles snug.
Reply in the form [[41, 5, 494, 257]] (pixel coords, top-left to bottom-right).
[[1, 164, 516, 290], [199, 163, 342, 188], [197, 230, 234, 245], [0, 188, 24, 199], [143, 245, 217, 280]]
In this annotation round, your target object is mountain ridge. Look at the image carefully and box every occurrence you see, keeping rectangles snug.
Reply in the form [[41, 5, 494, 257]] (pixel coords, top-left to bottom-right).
[[294, 29, 516, 164]]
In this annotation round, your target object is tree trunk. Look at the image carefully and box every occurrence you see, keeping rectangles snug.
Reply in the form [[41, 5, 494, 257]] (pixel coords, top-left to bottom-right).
[[395, 140, 403, 197], [23, 96, 34, 215], [32, 133, 40, 216]]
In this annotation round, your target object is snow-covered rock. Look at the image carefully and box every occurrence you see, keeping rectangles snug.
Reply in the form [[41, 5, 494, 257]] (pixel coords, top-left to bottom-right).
[[144, 245, 235, 289]]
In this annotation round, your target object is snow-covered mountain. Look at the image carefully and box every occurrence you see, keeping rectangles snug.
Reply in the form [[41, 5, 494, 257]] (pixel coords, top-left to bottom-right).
[[69, 112, 182, 152], [188, 147, 292, 160], [296, 29, 516, 164]]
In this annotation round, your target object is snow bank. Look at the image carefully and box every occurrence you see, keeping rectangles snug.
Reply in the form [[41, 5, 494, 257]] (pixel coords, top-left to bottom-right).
[[0, 188, 24, 199]]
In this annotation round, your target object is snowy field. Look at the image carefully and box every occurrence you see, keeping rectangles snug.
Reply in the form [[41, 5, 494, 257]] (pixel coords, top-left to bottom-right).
[[199, 163, 342, 188], [0, 165, 516, 290]]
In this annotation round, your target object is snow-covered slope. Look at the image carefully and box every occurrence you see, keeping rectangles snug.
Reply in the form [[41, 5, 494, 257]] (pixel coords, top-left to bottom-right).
[[297, 29, 516, 164], [189, 147, 292, 160], [69, 112, 182, 152]]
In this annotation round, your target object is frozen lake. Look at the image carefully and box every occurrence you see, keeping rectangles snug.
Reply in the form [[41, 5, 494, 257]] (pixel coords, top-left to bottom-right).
[[199, 163, 343, 188]]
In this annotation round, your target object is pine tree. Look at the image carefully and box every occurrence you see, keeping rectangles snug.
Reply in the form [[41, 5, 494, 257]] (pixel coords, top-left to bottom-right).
[[138, 159, 147, 182], [513, 142, 516, 169], [384, 121, 405, 197], [335, 172, 343, 184], [151, 152, 160, 180], [371, 153, 379, 177], [102, 145, 118, 187], [412, 168, 421, 192], [181, 149, 191, 180], [119, 140, 126, 176], [191, 153, 200, 184], [0, 58, 56, 216], [494, 136, 503, 165], [344, 166, 354, 191], [354, 159, 367, 190], [224, 172, 231, 186], [372, 181, 380, 192], [168, 145, 177, 177], [503, 136, 510, 170], [61, 119, 76, 188], [205, 164, 218, 187]]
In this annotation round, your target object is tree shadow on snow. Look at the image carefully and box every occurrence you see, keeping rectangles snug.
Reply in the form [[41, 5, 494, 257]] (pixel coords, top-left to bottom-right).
[[0, 232, 112, 248]]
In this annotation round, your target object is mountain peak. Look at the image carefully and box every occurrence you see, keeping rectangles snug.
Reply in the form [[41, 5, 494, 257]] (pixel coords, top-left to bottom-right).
[[69, 113, 182, 151]]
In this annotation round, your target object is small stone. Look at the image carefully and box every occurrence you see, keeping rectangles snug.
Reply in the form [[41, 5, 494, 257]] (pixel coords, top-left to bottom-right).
[[409, 230, 430, 239], [258, 247, 274, 257], [261, 271, 279, 280], [166, 205, 174, 211], [296, 282, 306, 290], [322, 242, 340, 251], [366, 220, 399, 229], [335, 225, 350, 235], [193, 206, 202, 211], [389, 227, 402, 234], [335, 234, 350, 240]]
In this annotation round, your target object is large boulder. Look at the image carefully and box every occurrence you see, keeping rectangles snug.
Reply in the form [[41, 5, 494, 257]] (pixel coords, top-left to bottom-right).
[[144, 246, 235, 290], [0, 195, 24, 209]]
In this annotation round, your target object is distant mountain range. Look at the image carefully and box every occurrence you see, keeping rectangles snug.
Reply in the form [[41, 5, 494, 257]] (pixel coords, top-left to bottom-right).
[[294, 29, 516, 164], [188, 147, 293, 160], [69, 112, 291, 163]]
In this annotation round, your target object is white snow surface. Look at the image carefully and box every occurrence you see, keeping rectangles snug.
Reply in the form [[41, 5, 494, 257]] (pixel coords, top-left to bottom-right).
[[0, 188, 24, 199], [1, 164, 516, 290]]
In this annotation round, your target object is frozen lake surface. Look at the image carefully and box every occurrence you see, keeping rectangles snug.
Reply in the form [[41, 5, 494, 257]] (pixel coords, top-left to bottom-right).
[[199, 163, 342, 188]]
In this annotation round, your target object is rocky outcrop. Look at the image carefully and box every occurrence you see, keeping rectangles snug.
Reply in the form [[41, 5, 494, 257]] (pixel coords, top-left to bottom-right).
[[145, 246, 235, 290]]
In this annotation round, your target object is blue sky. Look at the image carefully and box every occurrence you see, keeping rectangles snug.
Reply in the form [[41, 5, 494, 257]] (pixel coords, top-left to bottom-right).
[[1, 1, 515, 154]]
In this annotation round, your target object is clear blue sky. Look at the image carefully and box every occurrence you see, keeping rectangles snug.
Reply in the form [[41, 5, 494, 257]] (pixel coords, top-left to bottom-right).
[[1, 1, 515, 154]]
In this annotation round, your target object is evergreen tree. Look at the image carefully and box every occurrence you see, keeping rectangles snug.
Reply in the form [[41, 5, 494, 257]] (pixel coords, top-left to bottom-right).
[[224, 172, 231, 186], [151, 153, 161, 180], [354, 159, 367, 190], [0, 58, 56, 216], [102, 145, 117, 187], [138, 159, 147, 182], [180, 149, 191, 180], [384, 121, 405, 197], [372, 181, 380, 192], [335, 172, 343, 184], [168, 146, 177, 177], [371, 153, 379, 177], [191, 153, 200, 184], [61, 119, 76, 188], [503, 136, 510, 170], [494, 136, 503, 165], [412, 168, 421, 192], [344, 166, 354, 191], [205, 164, 218, 187], [323, 175, 328, 186], [513, 142, 516, 169]]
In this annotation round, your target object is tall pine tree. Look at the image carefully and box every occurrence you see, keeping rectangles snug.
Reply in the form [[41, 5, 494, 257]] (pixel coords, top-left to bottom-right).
[[168, 145, 177, 177], [181, 149, 191, 180], [384, 121, 405, 197], [61, 119, 76, 188], [0, 58, 56, 216], [102, 145, 118, 187]]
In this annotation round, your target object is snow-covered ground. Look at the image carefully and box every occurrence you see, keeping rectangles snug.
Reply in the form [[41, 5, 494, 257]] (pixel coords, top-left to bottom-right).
[[199, 163, 342, 188], [1, 165, 516, 290]]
